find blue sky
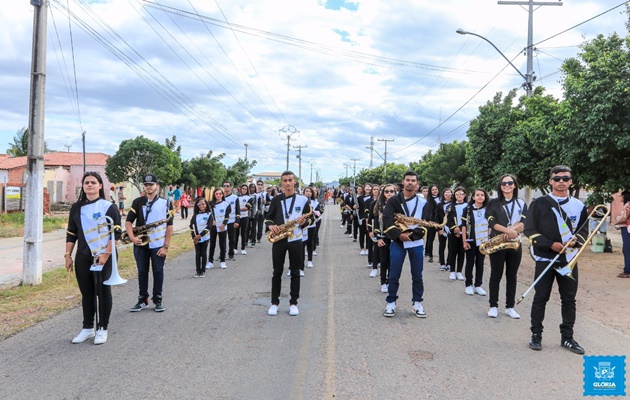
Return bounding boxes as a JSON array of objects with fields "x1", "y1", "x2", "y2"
[{"x1": 0, "y1": 1, "x2": 627, "y2": 183}]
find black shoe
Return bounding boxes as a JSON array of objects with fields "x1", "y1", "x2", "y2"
[
  {"x1": 228, "y1": 256, "x2": 236, "y2": 261},
  {"x1": 428, "y1": 257, "x2": 434, "y2": 263},
  {"x1": 153, "y1": 296, "x2": 165, "y2": 312},
  {"x1": 529, "y1": 333, "x2": 542, "y2": 351},
  {"x1": 130, "y1": 297, "x2": 148, "y2": 312},
  {"x1": 561, "y1": 338, "x2": 585, "y2": 354}
]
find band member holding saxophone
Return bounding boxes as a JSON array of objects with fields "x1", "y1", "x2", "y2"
[
  {"x1": 486, "y1": 174, "x2": 527, "y2": 319},
  {"x1": 265, "y1": 171, "x2": 313, "y2": 317},
  {"x1": 524, "y1": 165, "x2": 588, "y2": 354},
  {"x1": 65, "y1": 171, "x2": 121, "y2": 344},
  {"x1": 382, "y1": 171, "x2": 434, "y2": 318},
  {"x1": 126, "y1": 174, "x2": 173, "y2": 313}
]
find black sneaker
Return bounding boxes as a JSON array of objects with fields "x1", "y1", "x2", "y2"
[
  {"x1": 199, "y1": 272, "x2": 206, "y2": 278},
  {"x1": 130, "y1": 297, "x2": 148, "y2": 312},
  {"x1": 561, "y1": 338, "x2": 585, "y2": 354},
  {"x1": 529, "y1": 333, "x2": 542, "y2": 350},
  {"x1": 428, "y1": 257, "x2": 434, "y2": 263},
  {"x1": 153, "y1": 296, "x2": 165, "y2": 312},
  {"x1": 228, "y1": 256, "x2": 236, "y2": 261}
]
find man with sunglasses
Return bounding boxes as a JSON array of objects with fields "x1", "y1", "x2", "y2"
[
  {"x1": 126, "y1": 174, "x2": 174, "y2": 312},
  {"x1": 222, "y1": 181, "x2": 240, "y2": 261},
  {"x1": 524, "y1": 165, "x2": 588, "y2": 354}
]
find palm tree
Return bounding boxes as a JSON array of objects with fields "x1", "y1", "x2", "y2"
[{"x1": 7, "y1": 127, "x2": 50, "y2": 156}]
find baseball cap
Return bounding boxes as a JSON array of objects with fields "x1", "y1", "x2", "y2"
[{"x1": 143, "y1": 174, "x2": 158, "y2": 184}]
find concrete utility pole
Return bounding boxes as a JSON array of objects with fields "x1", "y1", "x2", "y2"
[
  {"x1": 293, "y1": 144, "x2": 307, "y2": 191},
  {"x1": 377, "y1": 138, "x2": 394, "y2": 176},
  {"x1": 23, "y1": 0, "x2": 48, "y2": 285},
  {"x1": 82, "y1": 130, "x2": 86, "y2": 173},
  {"x1": 498, "y1": 0, "x2": 563, "y2": 96},
  {"x1": 368, "y1": 136, "x2": 374, "y2": 168},
  {"x1": 350, "y1": 158, "x2": 359, "y2": 187},
  {"x1": 343, "y1": 163, "x2": 350, "y2": 178},
  {"x1": 307, "y1": 159, "x2": 315, "y2": 184},
  {"x1": 279, "y1": 125, "x2": 299, "y2": 171},
  {"x1": 244, "y1": 143, "x2": 248, "y2": 160}
]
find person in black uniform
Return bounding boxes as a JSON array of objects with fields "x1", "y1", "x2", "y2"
[
  {"x1": 126, "y1": 174, "x2": 174, "y2": 313},
  {"x1": 265, "y1": 171, "x2": 313, "y2": 317},
  {"x1": 524, "y1": 165, "x2": 588, "y2": 354},
  {"x1": 65, "y1": 171, "x2": 121, "y2": 344}
]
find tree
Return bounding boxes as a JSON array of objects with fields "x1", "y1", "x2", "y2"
[
  {"x1": 415, "y1": 141, "x2": 474, "y2": 191},
  {"x1": 224, "y1": 158, "x2": 257, "y2": 187},
  {"x1": 7, "y1": 127, "x2": 50, "y2": 156},
  {"x1": 105, "y1": 136, "x2": 182, "y2": 193},
  {"x1": 180, "y1": 151, "x2": 226, "y2": 189},
  {"x1": 560, "y1": 24, "x2": 630, "y2": 196},
  {"x1": 355, "y1": 163, "x2": 410, "y2": 185}
]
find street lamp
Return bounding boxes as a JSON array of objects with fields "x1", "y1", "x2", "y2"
[{"x1": 456, "y1": 28, "x2": 532, "y2": 96}]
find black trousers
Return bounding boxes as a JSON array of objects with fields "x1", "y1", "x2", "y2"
[
  {"x1": 75, "y1": 251, "x2": 113, "y2": 330},
  {"x1": 530, "y1": 261, "x2": 579, "y2": 339},
  {"x1": 227, "y1": 223, "x2": 236, "y2": 258},
  {"x1": 315, "y1": 220, "x2": 321, "y2": 247},
  {"x1": 378, "y1": 238, "x2": 391, "y2": 285},
  {"x1": 448, "y1": 234, "x2": 465, "y2": 272},
  {"x1": 488, "y1": 246, "x2": 522, "y2": 308},
  {"x1": 438, "y1": 233, "x2": 448, "y2": 265},
  {"x1": 425, "y1": 228, "x2": 436, "y2": 257},
  {"x1": 359, "y1": 220, "x2": 367, "y2": 249},
  {"x1": 248, "y1": 216, "x2": 257, "y2": 244},
  {"x1": 209, "y1": 229, "x2": 227, "y2": 262},
  {"x1": 366, "y1": 233, "x2": 374, "y2": 263},
  {"x1": 236, "y1": 216, "x2": 249, "y2": 250},
  {"x1": 256, "y1": 214, "x2": 264, "y2": 241},
  {"x1": 305, "y1": 228, "x2": 316, "y2": 261},
  {"x1": 464, "y1": 242, "x2": 485, "y2": 287},
  {"x1": 271, "y1": 239, "x2": 302, "y2": 305},
  {"x1": 194, "y1": 240, "x2": 209, "y2": 273},
  {"x1": 345, "y1": 214, "x2": 353, "y2": 234}
]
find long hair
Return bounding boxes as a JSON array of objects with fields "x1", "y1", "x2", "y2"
[
  {"x1": 303, "y1": 186, "x2": 315, "y2": 200},
  {"x1": 468, "y1": 188, "x2": 489, "y2": 208},
  {"x1": 374, "y1": 184, "x2": 395, "y2": 217},
  {"x1": 496, "y1": 174, "x2": 519, "y2": 202},
  {"x1": 77, "y1": 172, "x2": 106, "y2": 202},
  {"x1": 440, "y1": 188, "x2": 453, "y2": 203},
  {"x1": 450, "y1": 186, "x2": 468, "y2": 206},
  {"x1": 193, "y1": 197, "x2": 209, "y2": 215},
  {"x1": 211, "y1": 188, "x2": 224, "y2": 207}
]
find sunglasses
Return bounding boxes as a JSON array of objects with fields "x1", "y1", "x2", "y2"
[
  {"x1": 257, "y1": 183, "x2": 263, "y2": 185},
  {"x1": 551, "y1": 176, "x2": 571, "y2": 182},
  {"x1": 383, "y1": 190, "x2": 395, "y2": 194},
  {"x1": 223, "y1": 184, "x2": 231, "y2": 187},
  {"x1": 500, "y1": 181, "x2": 515, "y2": 186}
]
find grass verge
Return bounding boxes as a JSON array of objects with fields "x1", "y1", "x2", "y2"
[
  {"x1": 0, "y1": 212, "x2": 68, "y2": 238},
  {"x1": 0, "y1": 231, "x2": 190, "y2": 342}
]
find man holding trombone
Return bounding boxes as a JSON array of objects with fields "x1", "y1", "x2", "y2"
[{"x1": 524, "y1": 165, "x2": 589, "y2": 354}]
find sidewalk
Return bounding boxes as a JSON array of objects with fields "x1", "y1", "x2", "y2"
[{"x1": 0, "y1": 215, "x2": 191, "y2": 288}]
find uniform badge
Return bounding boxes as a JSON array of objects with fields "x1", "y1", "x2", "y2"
[{"x1": 92, "y1": 212, "x2": 102, "y2": 220}]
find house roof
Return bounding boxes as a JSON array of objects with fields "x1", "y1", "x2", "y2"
[
  {"x1": 254, "y1": 172, "x2": 282, "y2": 177},
  {"x1": 0, "y1": 152, "x2": 109, "y2": 170}
]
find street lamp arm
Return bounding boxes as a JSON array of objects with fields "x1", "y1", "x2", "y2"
[{"x1": 456, "y1": 29, "x2": 528, "y2": 82}]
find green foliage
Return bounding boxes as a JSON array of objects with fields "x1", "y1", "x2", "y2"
[
  {"x1": 105, "y1": 136, "x2": 182, "y2": 193},
  {"x1": 6, "y1": 127, "x2": 50, "y2": 157},
  {"x1": 224, "y1": 158, "x2": 257, "y2": 187},
  {"x1": 338, "y1": 177, "x2": 352, "y2": 187},
  {"x1": 355, "y1": 163, "x2": 409, "y2": 185},
  {"x1": 413, "y1": 141, "x2": 474, "y2": 190},
  {"x1": 180, "y1": 151, "x2": 226, "y2": 188}
]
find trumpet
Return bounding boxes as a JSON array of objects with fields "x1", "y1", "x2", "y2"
[
  {"x1": 517, "y1": 204, "x2": 609, "y2": 305},
  {"x1": 267, "y1": 211, "x2": 313, "y2": 243}
]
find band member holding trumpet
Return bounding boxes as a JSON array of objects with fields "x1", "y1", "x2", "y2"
[
  {"x1": 265, "y1": 171, "x2": 313, "y2": 317},
  {"x1": 126, "y1": 174, "x2": 173, "y2": 313},
  {"x1": 382, "y1": 171, "x2": 433, "y2": 318},
  {"x1": 65, "y1": 171, "x2": 121, "y2": 344},
  {"x1": 524, "y1": 165, "x2": 588, "y2": 354},
  {"x1": 486, "y1": 174, "x2": 527, "y2": 319}
]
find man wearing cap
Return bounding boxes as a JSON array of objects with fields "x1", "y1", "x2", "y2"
[{"x1": 126, "y1": 173, "x2": 174, "y2": 312}]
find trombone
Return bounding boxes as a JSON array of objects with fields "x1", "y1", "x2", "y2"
[{"x1": 517, "y1": 204, "x2": 610, "y2": 305}]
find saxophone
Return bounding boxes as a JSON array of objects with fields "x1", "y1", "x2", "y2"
[
  {"x1": 121, "y1": 210, "x2": 175, "y2": 246},
  {"x1": 267, "y1": 210, "x2": 313, "y2": 243},
  {"x1": 479, "y1": 226, "x2": 523, "y2": 255},
  {"x1": 393, "y1": 213, "x2": 448, "y2": 231}
]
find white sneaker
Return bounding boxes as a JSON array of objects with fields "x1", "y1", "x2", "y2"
[
  {"x1": 206, "y1": 262, "x2": 214, "y2": 269},
  {"x1": 488, "y1": 307, "x2": 498, "y2": 318},
  {"x1": 287, "y1": 269, "x2": 292, "y2": 276},
  {"x1": 306, "y1": 261, "x2": 314, "y2": 268},
  {"x1": 439, "y1": 264, "x2": 448, "y2": 271},
  {"x1": 380, "y1": 284, "x2": 389, "y2": 293},
  {"x1": 289, "y1": 304, "x2": 299, "y2": 316},
  {"x1": 369, "y1": 269, "x2": 378, "y2": 278},
  {"x1": 72, "y1": 328, "x2": 95, "y2": 344},
  {"x1": 313, "y1": 251, "x2": 317, "y2": 256},
  {"x1": 505, "y1": 308, "x2": 521, "y2": 319},
  {"x1": 474, "y1": 286, "x2": 487, "y2": 296},
  {"x1": 384, "y1": 302, "x2": 396, "y2": 317},
  {"x1": 465, "y1": 286, "x2": 474, "y2": 295},
  {"x1": 412, "y1": 301, "x2": 426, "y2": 318},
  {"x1": 268, "y1": 304, "x2": 278, "y2": 316},
  {"x1": 449, "y1": 272, "x2": 456, "y2": 280},
  {"x1": 348, "y1": 234, "x2": 353, "y2": 238},
  {"x1": 93, "y1": 328, "x2": 108, "y2": 345},
  {"x1": 367, "y1": 263, "x2": 373, "y2": 268},
  {"x1": 299, "y1": 270, "x2": 305, "y2": 277},
  {"x1": 241, "y1": 249, "x2": 247, "y2": 255},
  {"x1": 220, "y1": 262, "x2": 227, "y2": 269},
  {"x1": 456, "y1": 272, "x2": 465, "y2": 281}
]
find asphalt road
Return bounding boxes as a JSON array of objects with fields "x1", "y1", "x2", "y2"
[{"x1": 0, "y1": 210, "x2": 627, "y2": 399}]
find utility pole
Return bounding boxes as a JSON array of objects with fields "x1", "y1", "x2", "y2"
[
  {"x1": 343, "y1": 163, "x2": 350, "y2": 178},
  {"x1": 279, "y1": 125, "x2": 299, "y2": 171},
  {"x1": 82, "y1": 130, "x2": 86, "y2": 173},
  {"x1": 23, "y1": 0, "x2": 48, "y2": 285},
  {"x1": 244, "y1": 143, "x2": 248, "y2": 160},
  {"x1": 350, "y1": 158, "x2": 359, "y2": 187},
  {"x1": 498, "y1": 0, "x2": 563, "y2": 97},
  {"x1": 307, "y1": 159, "x2": 315, "y2": 184},
  {"x1": 293, "y1": 144, "x2": 307, "y2": 191},
  {"x1": 63, "y1": 144, "x2": 71, "y2": 152},
  {"x1": 377, "y1": 138, "x2": 394, "y2": 176},
  {"x1": 368, "y1": 136, "x2": 374, "y2": 168}
]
